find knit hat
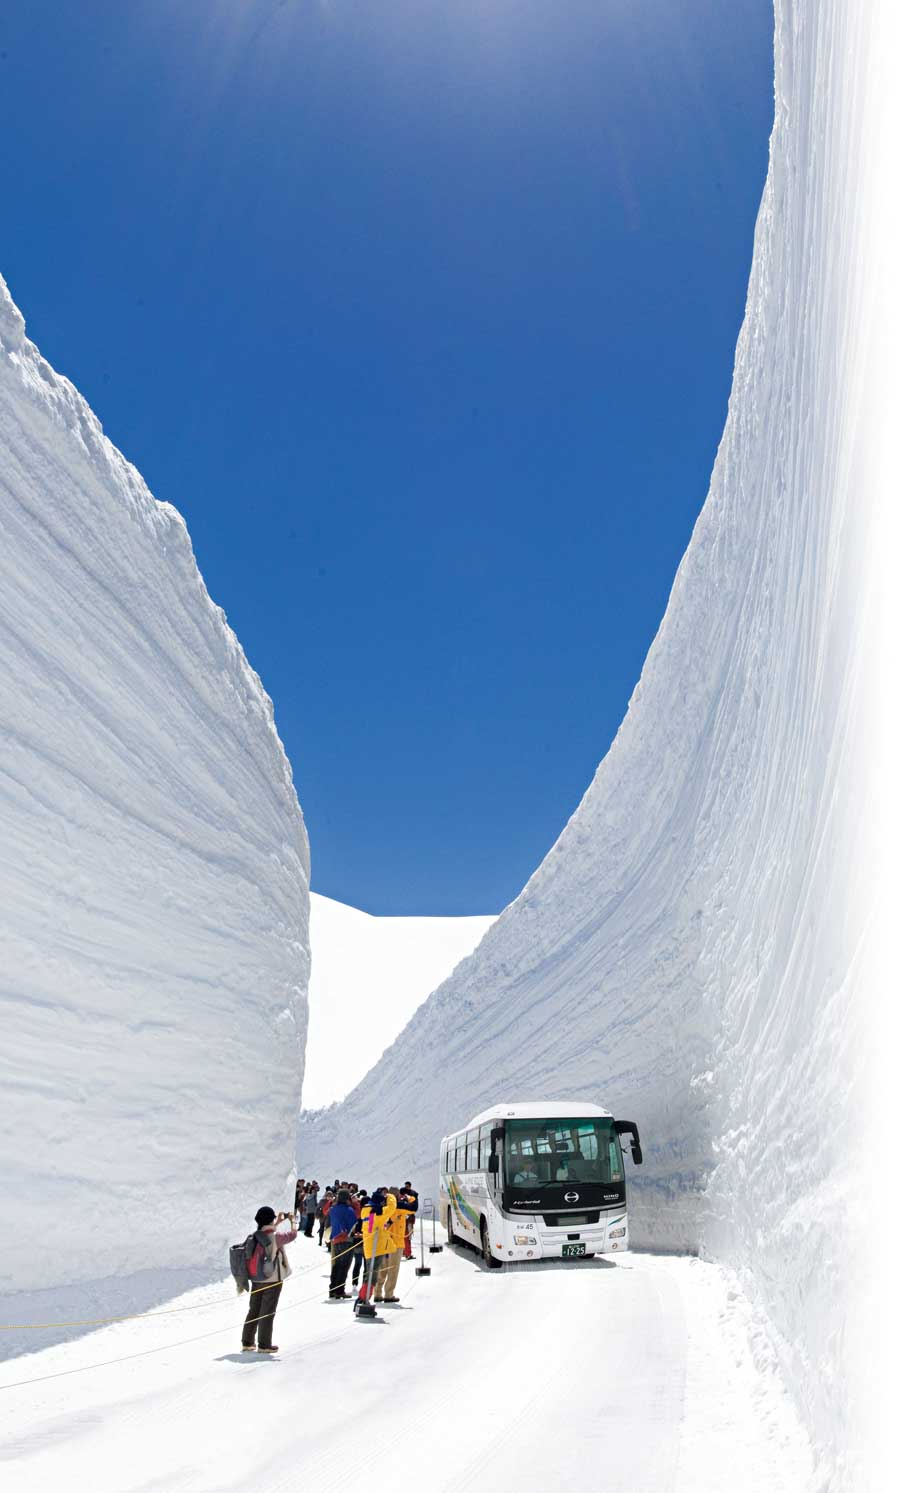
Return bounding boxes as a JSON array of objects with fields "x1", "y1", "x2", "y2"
[{"x1": 255, "y1": 1206, "x2": 276, "y2": 1227}]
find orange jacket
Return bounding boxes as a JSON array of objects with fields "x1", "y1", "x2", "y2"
[{"x1": 385, "y1": 1193, "x2": 417, "y2": 1252}]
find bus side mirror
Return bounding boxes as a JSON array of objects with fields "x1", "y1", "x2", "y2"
[
  {"x1": 488, "y1": 1153, "x2": 499, "y2": 1174},
  {"x1": 615, "y1": 1120, "x2": 643, "y2": 1166}
]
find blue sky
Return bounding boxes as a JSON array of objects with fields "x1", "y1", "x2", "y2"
[{"x1": 0, "y1": 0, "x2": 773, "y2": 914}]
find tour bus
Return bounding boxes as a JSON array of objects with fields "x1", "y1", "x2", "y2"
[{"x1": 439, "y1": 1101, "x2": 642, "y2": 1266}]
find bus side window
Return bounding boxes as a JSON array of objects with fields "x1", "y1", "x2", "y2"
[
  {"x1": 467, "y1": 1130, "x2": 479, "y2": 1171},
  {"x1": 479, "y1": 1124, "x2": 492, "y2": 1169}
]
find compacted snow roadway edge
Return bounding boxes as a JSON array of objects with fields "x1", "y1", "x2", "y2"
[{"x1": 0, "y1": 1229, "x2": 813, "y2": 1492}]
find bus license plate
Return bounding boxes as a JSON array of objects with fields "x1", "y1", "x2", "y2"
[{"x1": 562, "y1": 1243, "x2": 585, "y2": 1258}]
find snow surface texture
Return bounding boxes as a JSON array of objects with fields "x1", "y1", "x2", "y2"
[
  {"x1": 0, "y1": 274, "x2": 310, "y2": 1305},
  {"x1": 303, "y1": 893, "x2": 495, "y2": 1109},
  {"x1": 0, "y1": 1229, "x2": 814, "y2": 1493},
  {"x1": 300, "y1": 4, "x2": 895, "y2": 1485}
]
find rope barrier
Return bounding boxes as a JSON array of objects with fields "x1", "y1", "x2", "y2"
[
  {"x1": 0, "y1": 1234, "x2": 427, "y2": 1394},
  {"x1": 0, "y1": 1281, "x2": 339, "y2": 1393}
]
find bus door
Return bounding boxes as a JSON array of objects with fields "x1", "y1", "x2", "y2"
[{"x1": 485, "y1": 1122, "x2": 503, "y2": 1202}]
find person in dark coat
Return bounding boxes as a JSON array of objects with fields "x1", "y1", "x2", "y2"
[
  {"x1": 348, "y1": 1192, "x2": 366, "y2": 1290},
  {"x1": 303, "y1": 1183, "x2": 318, "y2": 1237},
  {"x1": 327, "y1": 1189, "x2": 358, "y2": 1298}
]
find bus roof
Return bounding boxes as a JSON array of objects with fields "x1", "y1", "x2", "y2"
[{"x1": 451, "y1": 1100, "x2": 613, "y2": 1134}]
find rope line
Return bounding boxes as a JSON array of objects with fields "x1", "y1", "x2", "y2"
[
  {"x1": 0, "y1": 1281, "x2": 335, "y2": 1393},
  {"x1": 0, "y1": 1245, "x2": 426, "y2": 1394}
]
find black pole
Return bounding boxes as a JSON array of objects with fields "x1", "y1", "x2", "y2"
[
  {"x1": 429, "y1": 1194, "x2": 443, "y2": 1254},
  {"x1": 415, "y1": 1196, "x2": 431, "y2": 1276}
]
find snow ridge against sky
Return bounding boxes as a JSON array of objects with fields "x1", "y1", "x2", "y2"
[
  {"x1": 0, "y1": 274, "x2": 310, "y2": 1298},
  {"x1": 304, "y1": 893, "x2": 495, "y2": 1109},
  {"x1": 299, "y1": 4, "x2": 892, "y2": 1485}
]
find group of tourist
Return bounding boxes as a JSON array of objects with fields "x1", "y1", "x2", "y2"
[{"x1": 238, "y1": 1176, "x2": 419, "y2": 1351}]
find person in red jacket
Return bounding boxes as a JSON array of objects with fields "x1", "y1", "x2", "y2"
[
  {"x1": 401, "y1": 1181, "x2": 419, "y2": 1259},
  {"x1": 318, "y1": 1189, "x2": 334, "y2": 1245}
]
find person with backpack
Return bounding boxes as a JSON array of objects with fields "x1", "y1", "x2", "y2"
[
  {"x1": 327, "y1": 1189, "x2": 358, "y2": 1298},
  {"x1": 240, "y1": 1206, "x2": 297, "y2": 1353}
]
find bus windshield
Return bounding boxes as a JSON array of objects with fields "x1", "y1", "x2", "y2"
[{"x1": 504, "y1": 1118, "x2": 624, "y2": 1188}]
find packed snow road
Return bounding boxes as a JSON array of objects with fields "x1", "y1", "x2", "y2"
[{"x1": 0, "y1": 1229, "x2": 812, "y2": 1492}]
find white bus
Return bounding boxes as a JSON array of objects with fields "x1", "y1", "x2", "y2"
[{"x1": 439, "y1": 1101, "x2": 642, "y2": 1266}]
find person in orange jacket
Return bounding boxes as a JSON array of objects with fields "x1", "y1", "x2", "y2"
[
  {"x1": 356, "y1": 1187, "x2": 397, "y2": 1304},
  {"x1": 379, "y1": 1185, "x2": 418, "y2": 1303}
]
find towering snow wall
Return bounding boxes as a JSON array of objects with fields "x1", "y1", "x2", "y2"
[
  {"x1": 0, "y1": 275, "x2": 310, "y2": 1299},
  {"x1": 300, "y1": 3, "x2": 894, "y2": 1483}
]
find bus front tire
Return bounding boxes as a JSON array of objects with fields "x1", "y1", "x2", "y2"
[
  {"x1": 447, "y1": 1211, "x2": 456, "y2": 1246},
  {"x1": 481, "y1": 1218, "x2": 502, "y2": 1269}
]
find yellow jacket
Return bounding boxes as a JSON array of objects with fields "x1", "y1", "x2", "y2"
[{"x1": 360, "y1": 1195, "x2": 397, "y2": 1258}]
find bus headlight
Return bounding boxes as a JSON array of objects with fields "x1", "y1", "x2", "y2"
[
  {"x1": 609, "y1": 1227, "x2": 626, "y2": 1239},
  {"x1": 514, "y1": 1235, "x2": 532, "y2": 1245}
]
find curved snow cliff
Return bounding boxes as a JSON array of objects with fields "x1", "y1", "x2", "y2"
[
  {"x1": 300, "y1": 3, "x2": 893, "y2": 1484},
  {"x1": 0, "y1": 276, "x2": 310, "y2": 1298}
]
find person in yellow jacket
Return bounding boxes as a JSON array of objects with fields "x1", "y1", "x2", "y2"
[
  {"x1": 378, "y1": 1185, "x2": 418, "y2": 1303},
  {"x1": 357, "y1": 1188, "x2": 397, "y2": 1303}
]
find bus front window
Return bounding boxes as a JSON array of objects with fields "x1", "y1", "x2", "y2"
[{"x1": 505, "y1": 1119, "x2": 624, "y2": 1187}]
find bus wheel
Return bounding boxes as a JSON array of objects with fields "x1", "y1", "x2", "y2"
[
  {"x1": 447, "y1": 1211, "x2": 455, "y2": 1246},
  {"x1": 481, "y1": 1218, "x2": 502, "y2": 1270}
]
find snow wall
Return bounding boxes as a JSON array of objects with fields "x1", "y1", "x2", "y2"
[
  {"x1": 300, "y1": 4, "x2": 894, "y2": 1484},
  {"x1": 0, "y1": 275, "x2": 310, "y2": 1300}
]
